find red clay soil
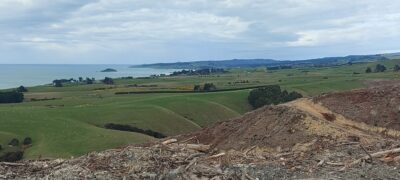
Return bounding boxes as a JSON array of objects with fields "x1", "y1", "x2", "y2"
[
  {"x1": 186, "y1": 105, "x2": 315, "y2": 150},
  {"x1": 314, "y1": 82, "x2": 400, "y2": 130}
]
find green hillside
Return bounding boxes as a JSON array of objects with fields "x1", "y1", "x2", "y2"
[{"x1": 1, "y1": 59, "x2": 400, "y2": 159}]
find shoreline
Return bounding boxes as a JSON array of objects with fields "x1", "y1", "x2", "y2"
[{"x1": 0, "y1": 65, "x2": 179, "y2": 90}]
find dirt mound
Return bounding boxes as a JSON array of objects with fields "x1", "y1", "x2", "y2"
[
  {"x1": 183, "y1": 98, "x2": 390, "y2": 151},
  {"x1": 188, "y1": 106, "x2": 313, "y2": 150},
  {"x1": 315, "y1": 82, "x2": 400, "y2": 131}
]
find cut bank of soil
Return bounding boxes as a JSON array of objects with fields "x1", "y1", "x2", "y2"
[
  {"x1": 187, "y1": 106, "x2": 314, "y2": 150},
  {"x1": 315, "y1": 82, "x2": 400, "y2": 130}
]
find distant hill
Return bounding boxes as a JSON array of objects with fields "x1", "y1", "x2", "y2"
[{"x1": 131, "y1": 53, "x2": 397, "y2": 69}]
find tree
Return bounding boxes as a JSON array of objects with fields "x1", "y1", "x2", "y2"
[
  {"x1": 8, "y1": 138, "x2": 19, "y2": 147},
  {"x1": 394, "y1": 65, "x2": 400, "y2": 72},
  {"x1": 0, "y1": 91, "x2": 24, "y2": 103},
  {"x1": 53, "y1": 80, "x2": 63, "y2": 87},
  {"x1": 248, "y1": 85, "x2": 303, "y2": 109},
  {"x1": 16, "y1": 86, "x2": 28, "y2": 92},
  {"x1": 374, "y1": 64, "x2": 387, "y2": 73},
  {"x1": 203, "y1": 83, "x2": 216, "y2": 91},
  {"x1": 193, "y1": 85, "x2": 202, "y2": 91},
  {"x1": 86, "y1": 77, "x2": 94, "y2": 84},
  {"x1": 23, "y1": 137, "x2": 32, "y2": 145},
  {"x1": 0, "y1": 151, "x2": 23, "y2": 162},
  {"x1": 102, "y1": 77, "x2": 114, "y2": 85},
  {"x1": 286, "y1": 91, "x2": 303, "y2": 101},
  {"x1": 365, "y1": 67, "x2": 372, "y2": 73},
  {"x1": 78, "y1": 77, "x2": 83, "y2": 82}
]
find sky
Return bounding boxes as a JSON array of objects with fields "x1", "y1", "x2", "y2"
[{"x1": 0, "y1": 0, "x2": 400, "y2": 64}]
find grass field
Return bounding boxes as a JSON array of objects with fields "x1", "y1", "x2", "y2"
[{"x1": 1, "y1": 59, "x2": 399, "y2": 159}]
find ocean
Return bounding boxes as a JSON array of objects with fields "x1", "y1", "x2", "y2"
[{"x1": 0, "y1": 64, "x2": 178, "y2": 90}]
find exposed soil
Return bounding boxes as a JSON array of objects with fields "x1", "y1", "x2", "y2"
[
  {"x1": 2, "y1": 82, "x2": 400, "y2": 179},
  {"x1": 186, "y1": 106, "x2": 314, "y2": 150},
  {"x1": 315, "y1": 81, "x2": 400, "y2": 131}
]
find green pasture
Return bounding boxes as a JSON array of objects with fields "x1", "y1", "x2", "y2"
[{"x1": 1, "y1": 59, "x2": 399, "y2": 159}]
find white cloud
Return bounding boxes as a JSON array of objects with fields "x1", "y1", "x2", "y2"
[
  {"x1": 60, "y1": 10, "x2": 250, "y2": 40},
  {"x1": 288, "y1": 11, "x2": 400, "y2": 47},
  {"x1": 1, "y1": 0, "x2": 400, "y2": 63}
]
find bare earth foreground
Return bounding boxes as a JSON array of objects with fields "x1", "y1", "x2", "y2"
[{"x1": 2, "y1": 82, "x2": 400, "y2": 179}]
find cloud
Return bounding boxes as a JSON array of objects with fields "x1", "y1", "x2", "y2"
[{"x1": 0, "y1": 0, "x2": 400, "y2": 63}]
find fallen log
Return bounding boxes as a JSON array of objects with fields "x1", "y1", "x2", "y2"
[
  {"x1": 317, "y1": 159, "x2": 325, "y2": 166},
  {"x1": 162, "y1": 139, "x2": 177, "y2": 145},
  {"x1": 184, "y1": 144, "x2": 211, "y2": 152},
  {"x1": 244, "y1": 146, "x2": 257, "y2": 156},
  {"x1": 326, "y1": 162, "x2": 344, "y2": 166},
  {"x1": 245, "y1": 173, "x2": 256, "y2": 180},
  {"x1": 185, "y1": 158, "x2": 198, "y2": 171},
  {"x1": 359, "y1": 145, "x2": 373, "y2": 163},
  {"x1": 341, "y1": 147, "x2": 400, "y2": 170},
  {"x1": 0, "y1": 162, "x2": 25, "y2": 166},
  {"x1": 207, "y1": 152, "x2": 226, "y2": 159},
  {"x1": 185, "y1": 153, "x2": 205, "y2": 161}
]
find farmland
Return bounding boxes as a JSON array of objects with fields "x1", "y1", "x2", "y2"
[{"x1": 1, "y1": 59, "x2": 400, "y2": 159}]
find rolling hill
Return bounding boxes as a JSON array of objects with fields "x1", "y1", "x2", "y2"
[{"x1": 131, "y1": 53, "x2": 396, "y2": 69}]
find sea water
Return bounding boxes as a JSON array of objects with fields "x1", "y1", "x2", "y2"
[{"x1": 0, "y1": 64, "x2": 177, "y2": 89}]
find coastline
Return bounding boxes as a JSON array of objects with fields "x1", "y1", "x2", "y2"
[{"x1": 0, "y1": 64, "x2": 179, "y2": 90}]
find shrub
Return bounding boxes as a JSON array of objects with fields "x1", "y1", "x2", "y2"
[
  {"x1": 365, "y1": 67, "x2": 372, "y2": 73},
  {"x1": 374, "y1": 64, "x2": 386, "y2": 73},
  {"x1": 102, "y1": 77, "x2": 114, "y2": 85},
  {"x1": 203, "y1": 83, "x2": 216, "y2": 91},
  {"x1": 23, "y1": 137, "x2": 32, "y2": 145},
  {"x1": 286, "y1": 91, "x2": 303, "y2": 102},
  {"x1": 0, "y1": 151, "x2": 23, "y2": 162},
  {"x1": 193, "y1": 85, "x2": 202, "y2": 91},
  {"x1": 85, "y1": 77, "x2": 96, "y2": 84},
  {"x1": 8, "y1": 138, "x2": 19, "y2": 147},
  {"x1": 248, "y1": 85, "x2": 303, "y2": 109},
  {"x1": 193, "y1": 83, "x2": 217, "y2": 92},
  {"x1": 394, "y1": 65, "x2": 400, "y2": 72}
]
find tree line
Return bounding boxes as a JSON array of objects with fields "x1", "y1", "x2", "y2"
[
  {"x1": 248, "y1": 85, "x2": 303, "y2": 109},
  {"x1": 53, "y1": 77, "x2": 96, "y2": 87},
  {"x1": 52, "y1": 77, "x2": 115, "y2": 87},
  {"x1": 0, "y1": 91, "x2": 24, "y2": 103},
  {"x1": 104, "y1": 123, "x2": 166, "y2": 139},
  {"x1": 170, "y1": 68, "x2": 227, "y2": 76},
  {"x1": 0, "y1": 86, "x2": 28, "y2": 104},
  {"x1": 365, "y1": 64, "x2": 400, "y2": 73}
]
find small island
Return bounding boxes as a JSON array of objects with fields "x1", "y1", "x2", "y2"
[{"x1": 101, "y1": 68, "x2": 117, "y2": 72}]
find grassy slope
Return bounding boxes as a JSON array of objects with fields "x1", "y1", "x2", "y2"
[
  {"x1": 1, "y1": 59, "x2": 399, "y2": 159},
  {"x1": 0, "y1": 90, "x2": 250, "y2": 159}
]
